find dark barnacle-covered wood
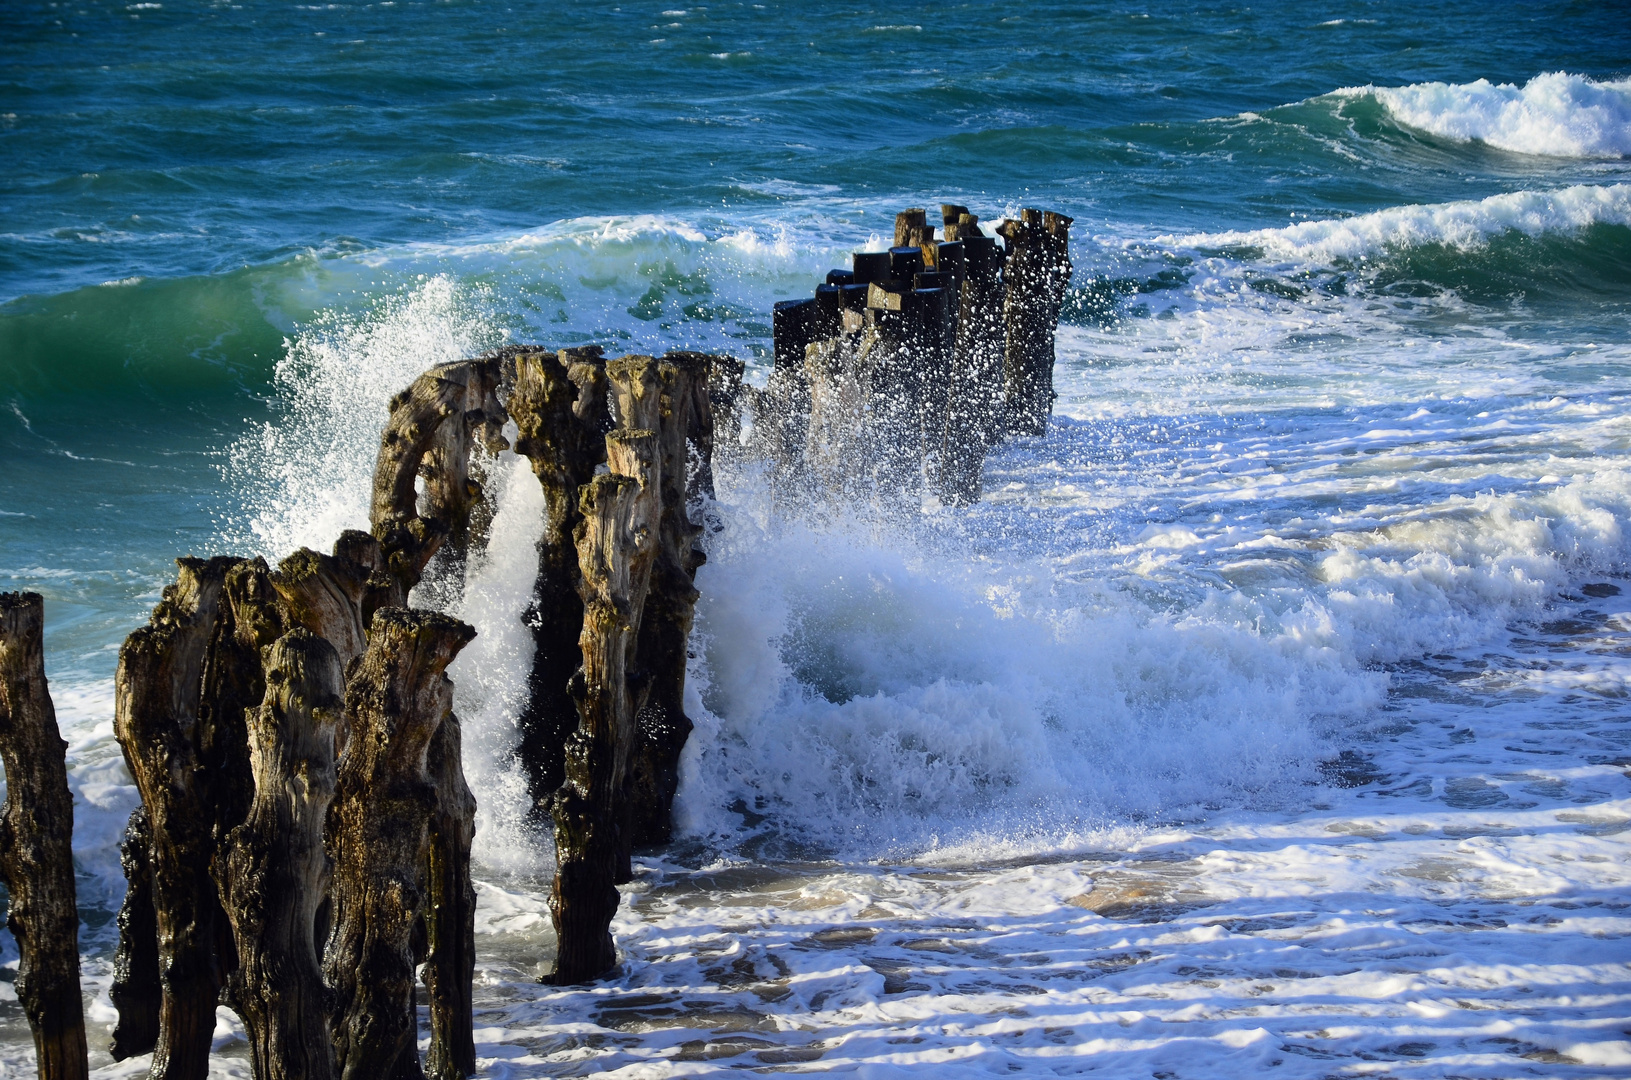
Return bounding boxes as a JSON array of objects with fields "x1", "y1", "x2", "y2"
[
  {"x1": 509, "y1": 346, "x2": 610, "y2": 822},
  {"x1": 271, "y1": 530, "x2": 394, "y2": 671},
  {"x1": 626, "y1": 354, "x2": 711, "y2": 850},
  {"x1": 199, "y1": 559, "x2": 287, "y2": 903},
  {"x1": 997, "y1": 208, "x2": 1074, "y2": 437},
  {"x1": 549, "y1": 427, "x2": 662, "y2": 985},
  {"x1": 114, "y1": 556, "x2": 238, "y2": 1080},
  {"x1": 110, "y1": 806, "x2": 160, "y2": 1060},
  {"x1": 215, "y1": 629, "x2": 344, "y2": 1080},
  {"x1": 323, "y1": 608, "x2": 475, "y2": 1080},
  {"x1": 0, "y1": 593, "x2": 89, "y2": 1080},
  {"x1": 424, "y1": 712, "x2": 477, "y2": 1080}
]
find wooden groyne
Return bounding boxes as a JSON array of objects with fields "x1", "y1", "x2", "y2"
[
  {"x1": 0, "y1": 202, "x2": 1070, "y2": 1079},
  {"x1": 759, "y1": 204, "x2": 1072, "y2": 508}
]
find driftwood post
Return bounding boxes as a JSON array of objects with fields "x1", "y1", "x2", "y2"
[
  {"x1": 0, "y1": 593, "x2": 89, "y2": 1080},
  {"x1": 424, "y1": 711, "x2": 477, "y2": 1080},
  {"x1": 549, "y1": 419, "x2": 662, "y2": 984},
  {"x1": 114, "y1": 556, "x2": 238, "y2": 1080},
  {"x1": 324, "y1": 607, "x2": 474, "y2": 1080},
  {"x1": 998, "y1": 208, "x2": 1073, "y2": 436},
  {"x1": 509, "y1": 346, "x2": 610, "y2": 820},
  {"x1": 215, "y1": 628, "x2": 344, "y2": 1080}
]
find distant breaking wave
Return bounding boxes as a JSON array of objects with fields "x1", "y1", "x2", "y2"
[
  {"x1": 1338, "y1": 72, "x2": 1631, "y2": 158},
  {"x1": 1170, "y1": 182, "x2": 1631, "y2": 263}
]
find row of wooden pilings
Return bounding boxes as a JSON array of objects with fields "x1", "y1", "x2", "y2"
[
  {"x1": 0, "y1": 346, "x2": 732, "y2": 1080},
  {"x1": 757, "y1": 204, "x2": 1073, "y2": 507}
]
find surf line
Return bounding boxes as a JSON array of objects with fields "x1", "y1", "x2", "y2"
[{"x1": 0, "y1": 202, "x2": 1071, "y2": 1080}]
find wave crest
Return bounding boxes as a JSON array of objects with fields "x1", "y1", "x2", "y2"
[{"x1": 1341, "y1": 72, "x2": 1631, "y2": 158}]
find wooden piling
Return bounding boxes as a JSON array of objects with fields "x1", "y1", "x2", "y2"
[
  {"x1": 0, "y1": 592, "x2": 89, "y2": 1080},
  {"x1": 997, "y1": 208, "x2": 1073, "y2": 437},
  {"x1": 323, "y1": 608, "x2": 475, "y2": 1080},
  {"x1": 215, "y1": 629, "x2": 344, "y2": 1080},
  {"x1": 424, "y1": 708, "x2": 478, "y2": 1080},
  {"x1": 548, "y1": 424, "x2": 662, "y2": 985},
  {"x1": 508, "y1": 346, "x2": 610, "y2": 823}
]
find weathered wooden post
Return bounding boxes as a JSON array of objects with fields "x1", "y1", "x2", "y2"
[
  {"x1": 272, "y1": 531, "x2": 393, "y2": 671},
  {"x1": 0, "y1": 593, "x2": 89, "y2": 1080},
  {"x1": 114, "y1": 556, "x2": 238, "y2": 1080},
  {"x1": 424, "y1": 710, "x2": 477, "y2": 1080},
  {"x1": 998, "y1": 208, "x2": 1073, "y2": 436},
  {"x1": 549, "y1": 419, "x2": 662, "y2": 985},
  {"x1": 215, "y1": 628, "x2": 344, "y2": 1080},
  {"x1": 509, "y1": 346, "x2": 610, "y2": 821},
  {"x1": 937, "y1": 230, "x2": 1006, "y2": 503},
  {"x1": 324, "y1": 607, "x2": 475, "y2": 1080},
  {"x1": 625, "y1": 353, "x2": 712, "y2": 849}
]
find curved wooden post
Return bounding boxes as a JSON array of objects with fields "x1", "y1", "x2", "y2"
[
  {"x1": 324, "y1": 608, "x2": 475, "y2": 1080},
  {"x1": 0, "y1": 593, "x2": 88, "y2": 1080}
]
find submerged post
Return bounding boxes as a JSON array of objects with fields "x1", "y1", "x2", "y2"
[
  {"x1": 215, "y1": 629, "x2": 344, "y2": 1080},
  {"x1": 0, "y1": 593, "x2": 89, "y2": 1080}
]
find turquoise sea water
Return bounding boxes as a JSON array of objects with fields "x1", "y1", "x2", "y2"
[{"x1": 4, "y1": 3, "x2": 1631, "y2": 1075}]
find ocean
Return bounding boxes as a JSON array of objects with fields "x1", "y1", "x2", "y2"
[{"x1": 3, "y1": 1, "x2": 1631, "y2": 1075}]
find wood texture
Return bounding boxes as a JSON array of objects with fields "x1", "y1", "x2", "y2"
[
  {"x1": 0, "y1": 592, "x2": 89, "y2": 1080},
  {"x1": 215, "y1": 629, "x2": 344, "y2": 1080},
  {"x1": 323, "y1": 607, "x2": 475, "y2": 1080},
  {"x1": 508, "y1": 346, "x2": 610, "y2": 821}
]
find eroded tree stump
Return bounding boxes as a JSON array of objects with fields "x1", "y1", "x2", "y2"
[
  {"x1": 215, "y1": 629, "x2": 344, "y2": 1080},
  {"x1": 549, "y1": 425, "x2": 662, "y2": 985},
  {"x1": 272, "y1": 530, "x2": 394, "y2": 671},
  {"x1": 0, "y1": 592, "x2": 89, "y2": 1080},
  {"x1": 509, "y1": 346, "x2": 610, "y2": 821},
  {"x1": 324, "y1": 607, "x2": 475, "y2": 1080}
]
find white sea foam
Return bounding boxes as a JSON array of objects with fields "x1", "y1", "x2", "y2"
[
  {"x1": 1340, "y1": 72, "x2": 1631, "y2": 158},
  {"x1": 224, "y1": 274, "x2": 499, "y2": 557},
  {"x1": 1168, "y1": 182, "x2": 1631, "y2": 263}
]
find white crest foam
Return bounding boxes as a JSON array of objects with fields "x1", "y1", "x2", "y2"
[{"x1": 1342, "y1": 72, "x2": 1631, "y2": 158}]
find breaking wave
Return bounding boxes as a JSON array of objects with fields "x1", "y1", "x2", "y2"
[{"x1": 1339, "y1": 72, "x2": 1631, "y2": 158}]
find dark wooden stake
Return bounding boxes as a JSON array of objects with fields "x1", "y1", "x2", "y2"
[
  {"x1": 423, "y1": 710, "x2": 477, "y2": 1080},
  {"x1": 215, "y1": 628, "x2": 344, "y2": 1080},
  {"x1": 548, "y1": 424, "x2": 661, "y2": 985},
  {"x1": 998, "y1": 208, "x2": 1073, "y2": 437},
  {"x1": 272, "y1": 530, "x2": 394, "y2": 671},
  {"x1": 324, "y1": 607, "x2": 475, "y2": 1080},
  {"x1": 508, "y1": 346, "x2": 610, "y2": 823},
  {"x1": 110, "y1": 805, "x2": 160, "y2": 1060},
  {"x1": 0, "y1": 592, "x2": 89, "y2": 1080},
  {"x1": 937, "y1": 232, "x2": 1006, "y2": 504}
]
